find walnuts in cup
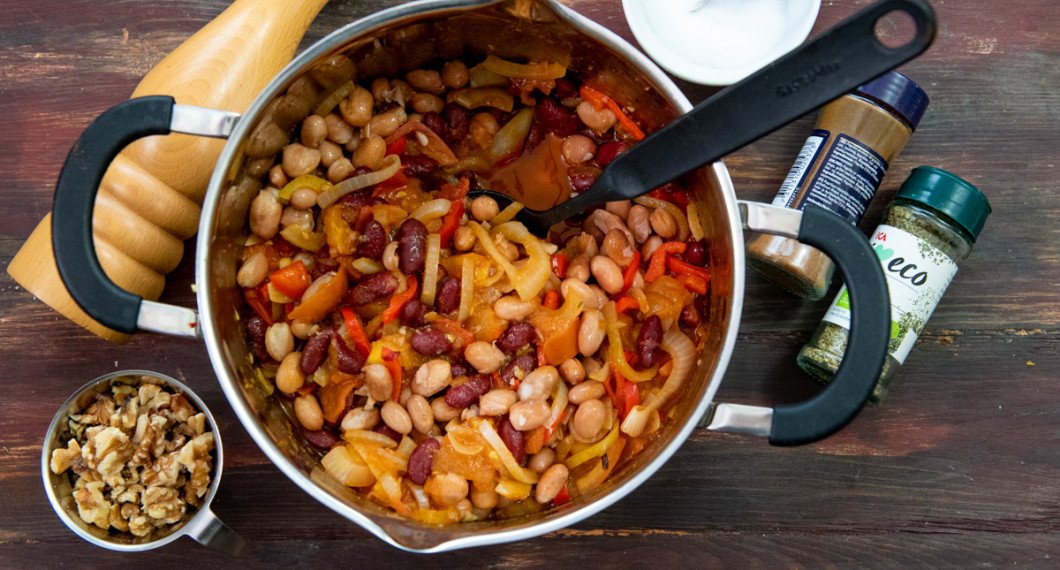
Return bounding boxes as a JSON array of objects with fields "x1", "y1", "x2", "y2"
[{"x1": 49, "y1": 381, "x2": 216, "y2": 538}]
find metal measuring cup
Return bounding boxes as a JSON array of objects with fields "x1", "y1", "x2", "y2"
[{"x1": 41, "y1": 370, "x2": 244, "y2": 554}]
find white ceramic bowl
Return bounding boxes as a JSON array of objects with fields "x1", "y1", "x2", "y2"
[{"x1": 622, "y1": 0, "x2": 821, "y2": 85}]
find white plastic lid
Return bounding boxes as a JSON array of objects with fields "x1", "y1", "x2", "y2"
[{"x1": 622, "y1": 0, "x2": 821, "y2": 86}]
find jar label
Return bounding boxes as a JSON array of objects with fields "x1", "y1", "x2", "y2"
[
  {"x1": 773, "y1": 131, "x2": 888, "y2": 225},
  {"x1": 771, "y1": 130, "x2": 828, "y2": 208},
  {"x1": 822, "y1": 224, "x2": 958, "y2": 364}
]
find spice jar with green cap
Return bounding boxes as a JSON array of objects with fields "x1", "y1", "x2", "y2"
[{"x1": 797, "y1": 166, "x2": 992, "y2": 405}]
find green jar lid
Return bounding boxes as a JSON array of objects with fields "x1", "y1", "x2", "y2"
[{"x1": 895, "y1": 166, "x2": 992, "y2": 241}]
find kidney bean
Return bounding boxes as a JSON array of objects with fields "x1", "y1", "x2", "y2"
[
  {"x1": 524, "y1": 124, "x2": 546, "y2": 154},
  {"x1": 301, "y1": 427, "x2": 342, "y2": 451},
  {"x1": 373, "y1": 423, "x2": 401, "y2": 443},
  {"x1": 359, "y1": 220, "x2": 386, "y2": 260},
  {"x1": 685, "y1": 237, "x2": 708, "y2": 267},
  {"x1": 407, "y1": 438, "x2": 441, "y2": 485},
  {"x1": 333, "y1": 336, "x2": 365, "y2": 374},
  {"x1": 396, "y1": 218, "x2": 428, "y2": 274},
  {"x1": 680, "y1": 304, "x2": 702, "y2": 329},
  {"x1": 301, "y1": 329, "x2": 332, "y2": 375},
  {"x1": 500, "y1": 353, "x2": 536, "y2": 385},
  {"x1": 596, "y1": 141, "x2": 628, "y2": 167},
  {"x1": 246, "y1": 315, "x2": 269, "y2": 361},
  {"x1": 445, "y1": 374, "x2": 493, "y2": 409},
  {"x1": 637, "y1": 314, "x2": 663, "y2": 368},
  {"x1": 336, "y1": 188, "x2": 370, "y2": 209},
  {"x1": 435, "y1": 277, "x2": 461, "y2": 314},
  {"x1": 400, "y1": 298, "x2": 428, "y2": 327},
  {"x1": 536, "y1": 97, "x2": 577, "y2": 137},
  {"x1": 495, "y1": 321, "x2": 535, "y2": 354},
  {"x1": 569, "y1": 172, "x2": 596, "y2": 192},
  {"x1": 403, "y1": 154, "x2": 438, "y2": 177},
  {"x1": 450, "y1": 360, "x2": 471, "y2": 379},
  {"x1": 349, "y1": 273, "x2": 399, "y2": 305},
  {"x1": 410, "y1": 327, "x2": 452, "y2": 356},
  {"x1": 422, "y1": 111, "x2": 446, "y2": 138},
  {"x1": 498, "y1": 416, "x2": 525, "y2": 465},
  {"x1": 554, "y1": 77, "x2": 578, "y2": 99},
  {"x1": 443, "y1": 102, "x2": 469, "y2": 143}
]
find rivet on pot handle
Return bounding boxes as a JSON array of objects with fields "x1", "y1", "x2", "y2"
[
  {"x1": 50, "y1": 95, "x2": 238, "y2": 338},
  {"x1": 705, "y1": 202, "x2": 889, "y2": 446}
]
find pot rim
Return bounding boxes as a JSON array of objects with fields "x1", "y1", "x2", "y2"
[{"x1": 197, "y1": 0, "x2": 745, "y2": 552}]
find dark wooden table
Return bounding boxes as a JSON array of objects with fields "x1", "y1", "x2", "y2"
[{"x1": 3, "y1": 0, "x2": 1058, "y2": 566}]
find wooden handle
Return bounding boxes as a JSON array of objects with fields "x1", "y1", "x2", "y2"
[{"x1": 8, "y1": 0, "x2": 329, "y2": 343}]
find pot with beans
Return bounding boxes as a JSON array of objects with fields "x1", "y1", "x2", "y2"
[{"x1": 51, "y1": 0, "x2": 930, "y2": 552}]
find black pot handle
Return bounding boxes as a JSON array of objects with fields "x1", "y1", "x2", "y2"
[
  {"x1": 51, "y1": 96, "x2": 232, "y2": 337},
  {"x1": 709, "y1": 202, "x2": 888, "y2": 445}
]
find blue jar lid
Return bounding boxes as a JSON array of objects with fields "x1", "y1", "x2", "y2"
[{"x1": 855, "y1": 70, "x2": 930, "y2": 129}]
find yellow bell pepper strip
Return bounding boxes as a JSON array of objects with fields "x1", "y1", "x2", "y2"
[
  {"x1": 287, "y1": 267, "x2": 348, "y2": 323},
  {"x1": 381, "y1": 274, "x2": 418, "y2": 325},
  {"x1": 278, "y1": 174, "x2": 332, "y2": 203},
  {"x1": 340, "y1": 307, "x2": 372, "y2": 358},
  {"x1": 565, "y1": 421, "x2": 620, "y2": 470},
  {"x1": 603, "y1": 301, "x2": 658, "y2": 383},
  {"x1": 269, "y1": 259, "x2": 311, "y2": 300},
  {"x1": 574, "y1": 435, "x2": 627, "y2": 495},
  {"x1": 579, "y1": 85, "x2": 645, "y2": 141},
  {"x1": 481, "y1": 55, "x2": 567, "y2": 80}
]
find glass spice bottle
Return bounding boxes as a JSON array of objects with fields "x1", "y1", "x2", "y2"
[
  {"x1": 747, "y1": 70, "x2": 929, "y2": 300},
  {"x1": 797, "y1": 167, "x2": 992, "y2": 405}
]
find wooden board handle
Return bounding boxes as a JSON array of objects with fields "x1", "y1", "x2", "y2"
[{"x1": 8, "y1": 0, "x2": 329, "y2": 343}]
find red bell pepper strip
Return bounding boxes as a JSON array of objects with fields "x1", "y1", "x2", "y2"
[
  {"x1": 667, "y1": 256, "x2": 711, "y2": 284},
  {"x1": 381, "y1": 275, "x2": 418, "y2": 325},
  {"x1": 244, "y1": 282, "x2": 274, "y2": 325},
  {"x1": 438, "y1": 199, "x2": 464, "y2": 249},
  {"x1": 608, "y1": 371, "x2": 639, "y2": 419},
  {"x1": 543, "y1": 289, "x2": 561, "y2": 310},
  {"x1": 675, "y1": 274, "x2": 708, "y2": 295},
  {"x1": 432, "y1": 317, "x2": 475, "y2": 350},
  {"x1": 381, "y1": 348, "x2": 403, "y2": 402},
  {"x1": 536, "y1": 344, "x2": 547, "y2": 368},
  {"x1": 644, "y1": 241, "x2": 687, "y2": 282},
  {"x1": 553, "y1": 486, "x2": 571, "y2": 506},
  {"x1": 385, "y1": 136, "x2": 407, "y2": 156},
  {"x1": 550, "y1": 252, "x2": 568, "y2": 279},
  {"x1": 340, "y1": 307, "x2": 372, "y2": 358},
  {"x1": 269, "y1": 260, "x2": 312, "y2": 300},
  {"x1": 618, "y1": 251, "x2": 641, "y2": 296},
  {"x1": 580, "y1": 85, "x2": 645, "y2": 141},
  {"x1": 614, "y1": 295, "x2": 640, "y2": 315},
  {"x1": 372, "y1": 169, "x2": 408, "y2": 196},
  {"x1": 438, "y1": 176, "x2": 470, "y2": 202}
]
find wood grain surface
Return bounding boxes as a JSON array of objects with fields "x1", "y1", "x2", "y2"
[{"x1": 2, "y1": 0, "x2": 1057, "y2": 567}]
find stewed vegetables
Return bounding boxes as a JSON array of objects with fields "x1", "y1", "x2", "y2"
[{"x1": 240, "y1": 54, "x2": 710, "y2": 523}]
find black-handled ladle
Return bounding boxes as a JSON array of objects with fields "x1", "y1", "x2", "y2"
[{"x1": 471, "y1": 0, "x2": 936, "y2": 234}]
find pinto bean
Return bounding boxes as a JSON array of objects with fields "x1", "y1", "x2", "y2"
[
  {"x1": 568, "y1": 380, "x2": 606, "y2": 405},
  {"x1": 637, "y1": 314, "x2": 663, "y2": 368},
  {"x1": 590, "y1": 255, "x2": 623, "y2": 295},
  {"x1": 578, "y1": 310, "x2": 605, "y2": 357},
  {"x1": 348, "y1": 273, "x2": 399, "y2": 305},
  {"x1": 294, "y1": 395, "x2": 324, "y2": 431},
  {"x1": 572, "y1": 398, "x2": 607, "y2": 440},
  {"x1": 528, "y1": 448, "x2": 556, "y2": 474},
  {"x1": 265, "y1": 322, "x2": 295, "y2": 361},
  {"x1": 495, "y1": 321, "x2": 535, "y2": 354},
  {"x1": 410, "y1": 327, "x2": 452, "y2": 356},
  {"x1": 464, "y1": 341, "x2": 506, "y2": 374},
  {"x1": 406, "y1": 395, "x2": 434, "y2": 433},
  {"x1": 341, "y1": 407, "x2": 380, "y2": 431},
  {"x1": 411, "y1": 359, "x2": 452, "y2": 397},
  {"x1": 508, "y1": 399, "x2": 550, "y2": 431},
  {"x1": 381, "y1": 400, "x2": 413, "y2": 435},
  {"x1": 363, "y1": 364, "x2": 393, "y2": 402},
  {"x1": 535, "y1": 463, "x2": 569, "y2": 504},
  {"x1": 276, "y1": 352, "x2": 305, "y2": 394},
  {"x1": 517, "y1": 366, "x2": 559, "y2": 402},
  {"x1": 479, "y1": 389, "x2": 518, "y2": 416}
]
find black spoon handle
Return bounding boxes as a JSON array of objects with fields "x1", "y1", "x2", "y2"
[{"x1": 589, "y1": 0, "x2": 937, "y2": 207}]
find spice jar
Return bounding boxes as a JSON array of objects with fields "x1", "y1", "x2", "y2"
[
  {"x1": 747, "y1": 70, "x2": 929, "y2": 299},
  {"x1": 797, "y1": 167, "x2": 992, "y2": 405}
]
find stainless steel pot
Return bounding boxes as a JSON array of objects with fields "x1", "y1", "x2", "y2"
[{"x1": 50, "y1": 0, "x2": 935, "y2": 552}]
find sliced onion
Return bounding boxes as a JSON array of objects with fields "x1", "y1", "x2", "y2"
[
  {"x1": 459, "y1": 255, "x2": 474, "y2": 322},
  {"x1": 620, "y1": 405, "x2": 652, "y2": 438},
  {"x1": 351, "y1": 257, "x2": 384, "y2": 274},
  {"x1": 314, "y1": 80, "x2": 355, "y2": 117},
  {"x1": 635, "y1": 196, "x2": 690, "y2": 243},
  {"x1": 482, "y1": 55, "x2": 567, "y2": 80},
  {"x1": 490, "y1": 201, "x2": 524, "y2": 226},
  {"x1": 468, "y1": 64, "x2": 508, "y2": 87},
  {"x1": 279, "y1": 225, "x2": 325, "y2": 252},
  {"x1": 446, "y1": 424, "x2": 485, "y2": 456},
  {"x1": 321, "y1": 446, "x2": 375, "y2": 487},
  {"x1": 343, "y1": 428, "x2": 398, "y2": 449},
  {"x1": 643, "y1": 329, "x2": 695, "y2": 411},
  {"x1": 491, "y1": 107, "x2": 533, "y2": 159},
  {"x1": 548, "y1": 380, "x2": 569, "y2": 429},
  {"x1": 317, "y1": 154, "x2": 401, "y2": 209},
  {"x1": 686, "y1": 201, "x2": 705, "y2": 241},
  {"x1": 410, "y1": 199, "x2": 452, "y2": 224},
  {"x1": 469, "y1": 222, "x2": 520, "y2": 283},
  {"x1": 492, "y1": 221, "x2": 552, "y2": 302},
  {"x1": 475, "y1": 418, "x2": 539, "y2": 484},
  {"x1": 384, "y1": 121, "x2": 458, "y2": 167},
  {"x1": 420, "y1": 234, "x2": 441, "y2": 306},
  {"x1": 397, "y1": 435, "x2": 417, "y2": 459},
  {"x1": 494, "y1": 478, "x2": 532, "y2": 501}
]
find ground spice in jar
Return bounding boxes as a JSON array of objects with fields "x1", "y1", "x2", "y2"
[
  {"x1": 747, "y1": 70, "x2": 929, "y2": 299},
  {"x1": 797, "y1": 167, "x2": 992, "y2": 405}
]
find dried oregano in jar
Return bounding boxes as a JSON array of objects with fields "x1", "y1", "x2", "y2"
[{"x1": 797, "y1": 167, "x2": 991, "y2": 405}]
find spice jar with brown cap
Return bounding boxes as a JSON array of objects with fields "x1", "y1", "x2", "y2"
[{"x1": 747, "y1": 70, "x2": 929, "y2": 299}]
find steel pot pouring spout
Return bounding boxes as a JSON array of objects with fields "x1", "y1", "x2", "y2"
[{"x1": 50, "y1": 0, "x2": 934, "y2": 552}]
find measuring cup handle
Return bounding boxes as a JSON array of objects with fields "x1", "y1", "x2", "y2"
[
  {"x1": 712, "y1": 202, "x2": 888, "y2": 445},
  {"x1": 185, "y1": 507, "x2": 247, "y2": 556}
]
